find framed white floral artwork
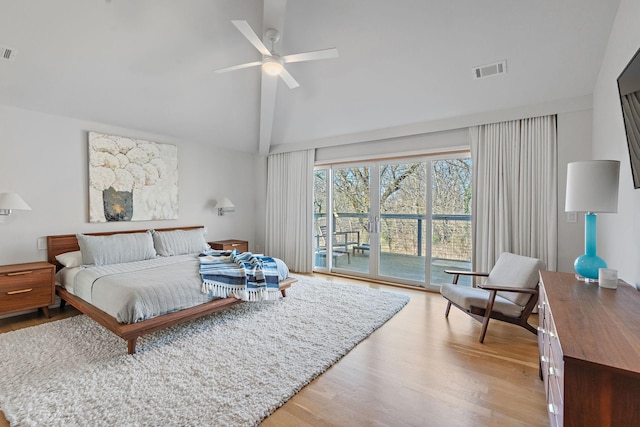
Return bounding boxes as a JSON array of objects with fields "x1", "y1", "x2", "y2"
[{"x1": 88, "y1": 131, "x2": 179, "y2": 222}]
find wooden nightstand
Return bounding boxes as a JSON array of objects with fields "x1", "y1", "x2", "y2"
[
  {"x1": 208, "y1": 239, "x2": 249, "y2": 252},
  {"x1": 0, "y1": 262, "x2": 55, "y2": 318}
]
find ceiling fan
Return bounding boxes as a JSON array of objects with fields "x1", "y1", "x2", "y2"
[{"x1": 214, "y1": 20, "x2": 338, "y2": 89}]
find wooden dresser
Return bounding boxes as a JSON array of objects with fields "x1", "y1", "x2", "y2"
[
  {"x1": 538, "y1": 271, "x2": 640, "y2": 427},
  {"x1": 0, "y1": 262, "x2": 55, "y2": 318}
]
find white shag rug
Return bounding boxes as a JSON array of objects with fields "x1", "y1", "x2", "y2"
[{"x1": 0, "y1": 274, "x2": 409, "y2": 427}]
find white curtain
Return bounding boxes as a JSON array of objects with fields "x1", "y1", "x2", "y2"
[
  {"x1": 470, "y1": 115, "x2": 557, "y2": 273},
  {"x1": 265, "y1": 149, "x2": 315, "y2": 273}
]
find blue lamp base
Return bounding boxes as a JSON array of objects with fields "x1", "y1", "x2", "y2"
[
  {"x1": 574, "y1": 254, "x2": 606, "y2": 281},
  {"x1": 575, "y1": 212, "x2": 606, "y2": 282}
]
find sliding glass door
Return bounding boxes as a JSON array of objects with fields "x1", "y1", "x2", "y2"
[
  {"x1": 313, "y1": 164, "x2": 373, "y2": 273},
  {"x1": 313, "y1": 168, "x2": 329, "y2": 267},
  {"x1": 331, "y1": 165, "x2": 372, "y2": 273},
  {"x1": 430, "y1": 159, "x2": 473, "y2": 286},
  {"x1": 378, "y1": 161, "x2": 428, "y2": 283},
  {"x1": 314, "y1": 154, "x2": 472, "y2": 290}
]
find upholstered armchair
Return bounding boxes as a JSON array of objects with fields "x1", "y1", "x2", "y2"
[{"x1": 440, "y1": 252, "x2": 545, "y2": 343}]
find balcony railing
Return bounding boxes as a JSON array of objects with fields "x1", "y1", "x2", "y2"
[{"x1": 314, "y1": 212, "x2": 471, "y2": 257}]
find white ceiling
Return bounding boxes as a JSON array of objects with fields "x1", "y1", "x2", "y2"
[{"x1": 0, "y1": 0, "x2": 621, "y2": 154}]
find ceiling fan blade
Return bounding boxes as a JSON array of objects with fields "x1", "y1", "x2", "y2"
[
  {"x1": 282, "y1": 48, "x2": 338, "y2": 64},
  {"x1": 214, "y1": 61, "x2": 262, "y2": 74},
  {"x1": 231, "y1": 20, "x2": 271, "y2": 57},
  {"x1": 279, "y1": 68, "x2": 300, "y2": 89}
]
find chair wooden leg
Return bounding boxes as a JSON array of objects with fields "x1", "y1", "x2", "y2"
[
  {"x1": 444, "y1": 273, "x2": 459, "y2": 318},
  {"x1": 479, "y1": 317, "x2": 490, "y2": 343},
  {"x1": 445, "y1": 301, "x2": 452, "y2": 317},
  {"x1": 479, "y1": 290, "x2": 497, "y2": 343}
]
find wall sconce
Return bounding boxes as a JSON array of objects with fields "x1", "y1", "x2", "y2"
[
  {"x1": 0, "y1": 193, "x2": 32, "y2": 219},
  {"x1": 565, "y1": 160, "x2": 620, "y2": 281},
  {"x1": 217, "y1": 197, "x2": 235, "y2": 216}
]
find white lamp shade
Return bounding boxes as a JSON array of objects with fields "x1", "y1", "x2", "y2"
[
  {"x1": 217, "y1": 197, "x2": 235, "y2": 209},
  {"x1": 0, "y1": 193, "x2": 32, "y2": 211},
  {"x1": 565, "y1": 160, "x2": 620, "y2": 213}
]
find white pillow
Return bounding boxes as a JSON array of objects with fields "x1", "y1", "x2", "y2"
[
  {"x1": 55, "y1": 266, "x2": 82, "y2": 293},
  {"x1": 77, "y1": 231, "x2": 157, "y2": 266},
  {"x1": 152, "y1": 228, "x2": 210, "y2": 256},
  {"x1": 55, "y1": 250, "x2": 83, "y2": 268}
]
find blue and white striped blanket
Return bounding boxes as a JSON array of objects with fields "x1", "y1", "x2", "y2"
[{"x1": 199, "y1": 249, "x2": 281, "y2": 301}]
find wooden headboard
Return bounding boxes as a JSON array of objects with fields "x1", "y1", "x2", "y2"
[{"x1": 47, "y1": 226, "x2": 204, "y2": 266}]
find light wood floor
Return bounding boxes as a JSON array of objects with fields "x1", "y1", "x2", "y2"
[{"x1": 0, "y1": 274, "x2": 548, "y2": 427}]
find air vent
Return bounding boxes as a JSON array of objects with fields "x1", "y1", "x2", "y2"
[
  {"x1": 0, "y1": 46, "x2": 17, "y2": 62},
  {"x1": 472, "y1": 60, "x2": 506, "y2": 80}
]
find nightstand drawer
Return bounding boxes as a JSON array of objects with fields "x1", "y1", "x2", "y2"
[
  {"x1": 0, "y1": 283, "x2": 52, "y2": 312},
  {"x1": 0, "y1": 267, "x2": 52, "y2": 290},
  {"x1": 209, "y1": 240, "x2": 249, "y2": 252}
]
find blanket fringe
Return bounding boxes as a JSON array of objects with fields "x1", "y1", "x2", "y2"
[{"x1": 202, "y1": 281, "x2": 281, "y2": 302}]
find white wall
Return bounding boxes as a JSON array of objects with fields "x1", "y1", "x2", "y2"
[
  {"x1": 557, "y1": 110, "x2": 594, "y2": 273},
  {"x1": 592, "y1": 0, "x2": 640, "y2": 286},
  {"x1": 0, "y1": 105, "x2": 260, "y2": 266},
  {"x1": 315, "y1": 128, "x2": 469, "y2": 164},
  {"x1": 272, "y1": 95, "x2": 593, "y2": 154}
]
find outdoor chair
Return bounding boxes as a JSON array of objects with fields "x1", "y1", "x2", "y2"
[
  {"x1": 317, "y1": 225, "x2": 360, "y2": 264},
  {"x1": 440, "y1": 252, "x2": 544, "y2": 343}
]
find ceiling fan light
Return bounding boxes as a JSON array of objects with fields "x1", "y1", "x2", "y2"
[{"x1": 262, "y1": 59, "x2": 283, "y2": 76}]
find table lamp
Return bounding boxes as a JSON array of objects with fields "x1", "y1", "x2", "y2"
[{"x1": 565, "y1": 160, "x2": 620, "y2": 281}]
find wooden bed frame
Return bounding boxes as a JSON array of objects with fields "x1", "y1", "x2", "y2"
[{"x1": 47, "y1": 226, "x2": 296, "y2": 355}]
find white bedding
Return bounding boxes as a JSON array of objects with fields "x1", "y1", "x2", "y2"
[
  {"x1": 56, "y1": 253, "x2": 289, "y2": 324},
  {"x1": 56, "y1": 266, "x2": 82, "y2": 293}
]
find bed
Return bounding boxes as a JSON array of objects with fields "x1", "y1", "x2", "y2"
[{"x1": 47, "y1": 226, "x2": 296, "y2": 354}]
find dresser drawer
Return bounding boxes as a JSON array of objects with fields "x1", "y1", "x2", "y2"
[
  {"x1": 548, "y1": 330, "x2": 564, "y2": 398},
  {"x1": 548, "y1": 378, "x2": 563, "y2": 427}
]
